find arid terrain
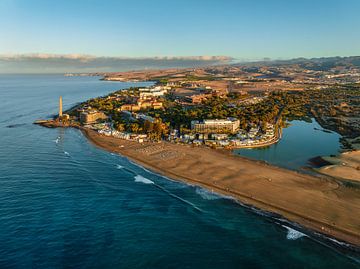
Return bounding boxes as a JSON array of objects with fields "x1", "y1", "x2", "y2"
[{"x1": 318, "y1": 151, "x2": 360, "y2": 181}]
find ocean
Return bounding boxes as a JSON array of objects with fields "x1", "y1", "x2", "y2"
[{"x1": 0, "y1": 74, "x2": 359, "y2": 268}]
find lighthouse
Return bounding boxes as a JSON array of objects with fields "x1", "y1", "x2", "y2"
[{"x1": 59, "y1": 96, "x2": 63, "y2": 117}]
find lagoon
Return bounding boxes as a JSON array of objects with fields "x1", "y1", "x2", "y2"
[{"x1": 234, "y1": 119, "x2": 342, "y2": 171}]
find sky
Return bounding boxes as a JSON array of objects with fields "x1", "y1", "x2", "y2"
[{"x1": 0, "y1": 0, "x2": 359, "y2": 73}]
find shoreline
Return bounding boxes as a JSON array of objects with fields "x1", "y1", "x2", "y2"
[{"x1": 81, "y1": 127, "x2": 360, "y2": 249}]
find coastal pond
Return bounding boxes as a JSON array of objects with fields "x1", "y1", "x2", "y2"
[{"x1": 234, "y1": 119, "x2": 342, "y2": 171}]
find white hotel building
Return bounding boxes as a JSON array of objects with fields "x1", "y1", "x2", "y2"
[
  {"x1": 191, "y1": 118, "x2": 240, "y2": 133},
  {"x1": 139, "y1": 86, "x2": 167, "y2": 98}
]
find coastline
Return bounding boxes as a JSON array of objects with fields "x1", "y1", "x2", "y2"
[{"x1": 81, "y1": 127, "x2": 360, "y2": 249}]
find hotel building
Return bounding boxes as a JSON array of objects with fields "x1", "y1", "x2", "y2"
[{"x1": 191, "y1": 118, "x2": 240, "y2": 133}]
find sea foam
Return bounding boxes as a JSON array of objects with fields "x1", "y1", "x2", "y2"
[
  {"x1": 196, "y1": 188, "x2": 221, "y2": 200},
  {"x1": 54, "y1": 136, "x2": 60, "y2": 144},
  {"x1": 134, "y1": 175, "x2": 154, "y2": 184},
  {"x1": 283, "y1": 225, "x2": 307, "y2": 240},
  {"x1": 116, "y1": 164, "x2": 124, "y2": 169}
]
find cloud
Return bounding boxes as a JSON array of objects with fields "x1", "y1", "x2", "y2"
[
  {"x1": 0, "y1": 53, "x2": 232, "y2": 61},
  {"x1": 0, "y1": 53, "x2": 233, "y2": 73}
]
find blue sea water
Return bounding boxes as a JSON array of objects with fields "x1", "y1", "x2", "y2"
[{"x1": 0, "y1": 74, "x2": 359, "y2": 269}]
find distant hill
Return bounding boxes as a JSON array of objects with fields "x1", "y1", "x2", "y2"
[{"x1": 236, "y1": 56, "x2": 360, "y2": 71}]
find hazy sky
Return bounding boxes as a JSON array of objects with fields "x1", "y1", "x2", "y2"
[{"x1": 0, "y1": 0, "x2": 359, "y2": 72}]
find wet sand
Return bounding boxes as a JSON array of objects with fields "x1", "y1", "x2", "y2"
[{"x1": 82, "y1": 128, "x2": 360, "y2": 247}]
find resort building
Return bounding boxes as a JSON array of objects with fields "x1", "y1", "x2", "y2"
[
  {"x1": 80, "y1": 110, "x2": 107, "y2": 124},
  {"x1": 191, "y1": 118, "x2": 240, "y2": 133},
  {"x1": 184, "y1": 93, "x2": 211, "y2": 104},
  {"x1": 166, "y1": 81, "x2": 181, "y2": 87},
  {"x1": 119, "y1": 104, "x2": 141, "y2": 112},
  {"x1": 137, "y1": 100, "x2": 163, "y2": 110},
  {"x1": 139, "y1": 86, "x2": 167, "y2": 98},
  {"x1": 119, "y1": 100, "x2": 163, "y2": 112}
]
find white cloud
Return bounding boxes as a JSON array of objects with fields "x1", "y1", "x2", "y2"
[
  {"x1": 0, "y1": 53, "x2": 232, "y2": 62},
  {"x1": 0, "y1": 53, "x2": 233, "y2": 73}
]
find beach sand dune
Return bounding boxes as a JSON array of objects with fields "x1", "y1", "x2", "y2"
[{"x1": 318, "y1": 151, "x2": 360, "y2": 181}]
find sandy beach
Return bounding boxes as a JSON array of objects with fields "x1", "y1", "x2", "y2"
[{"x1": 82, "y1": 128, "x2": 360, "y2": 247}]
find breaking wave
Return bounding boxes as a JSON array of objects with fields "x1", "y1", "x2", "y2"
[
  {"x1": 116, "y1": 164, "x2": 124, "y2": 169},
  {"x1": 132, "y1": 174, "x2": 203, "y2": 212},
  {"x1": 134, "y1": 175, "x2": 154, "y2": 184},
  {"x1": 54, "y1": 136, "x2": 60, "y2": 144},
  {"x1": 283, "y1": 225, "x2": 307, "y2": 240}
]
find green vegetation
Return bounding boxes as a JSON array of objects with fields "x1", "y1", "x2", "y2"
[
  {"x1": 72, "y1": 82, "x2": 360, "y2": 145},
  {"x1": 114, "y1": 118, "x2": 169, "y2": 140},
  {"x1": 184, "y1": 75, "x2": 217, "y2": 81},
  {"x1": 148, "y1": 91, "x2": 310, "y2": 131},
  {"x1": 83, "y1": 87, "x2": 140, "y2": 113}
]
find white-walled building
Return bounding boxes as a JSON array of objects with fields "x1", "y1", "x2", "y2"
[
  {"x1": 191, "y1": 118, "x2": 240, "y2": 133},
  {"x1": 139, "y1": 86, "x2": 167, "y2": 98}
]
